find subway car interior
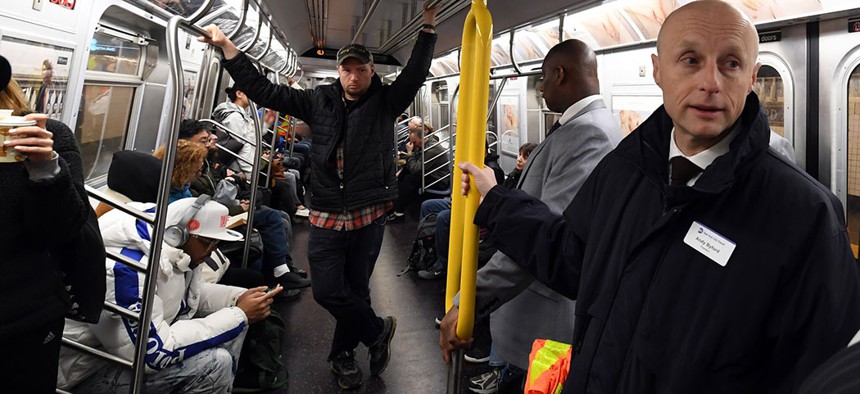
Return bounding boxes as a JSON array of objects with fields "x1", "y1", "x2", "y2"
[{"x1": 4, "y1": 0, "x2": 860, "y2": 392}]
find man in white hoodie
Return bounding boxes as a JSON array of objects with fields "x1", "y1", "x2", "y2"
[{"x1": 59, "y1": 196, "x2": 281, "y2": 392}]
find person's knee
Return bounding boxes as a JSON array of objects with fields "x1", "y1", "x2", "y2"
[{"x1": 203, "y1": 348, "x2": 234, "y2": 387}]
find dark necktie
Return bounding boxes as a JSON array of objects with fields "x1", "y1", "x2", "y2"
[
  {"x1": 669, "y1": 156, "x2": 702, "y2": 186},
  {"x1": 546, "y1": 121, "x2": 561, "y2": 137}
]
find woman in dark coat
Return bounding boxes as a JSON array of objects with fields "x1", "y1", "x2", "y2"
[{"x1": 0, "y1": 55, "x2": 92, "y2": 392}]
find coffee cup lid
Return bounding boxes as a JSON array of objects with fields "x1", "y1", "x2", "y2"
[{"x1": 0, "y1": 116, "x2": 36, "y2": 127}]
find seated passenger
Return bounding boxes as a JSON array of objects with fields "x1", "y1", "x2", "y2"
[
  {"x1": 153, "y1": 139, "x2": 208, "y2": 202},
  {"x1": 501, "y1": 142, "x2": 537, "y2": 189},
  {"x1": 390, "y1": 126, "x2": 450, "y2": 220},
  {"x1": 179, "y1": 119, "x2": 309, "y2": 290},
  {"x1": 212, "y1": 86, "x2": 256, "y2": 178},
  {"x1": 59, "y1": 197, "x2": 283, "y2": 392}
]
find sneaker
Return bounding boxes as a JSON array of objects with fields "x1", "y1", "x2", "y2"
[
  {"x1": 275, "y1": 288, "x2": 301, "y2": 301},
  {"x1": 467, "y1": 368, "x2": 500, "y2": 394},
  {"x1": 272, "y1": 272, "x2": 311, "y2": 289},
  {"x1": 418, "y1": 267, "x2": 444, "y2": 280},
  {"x1": 330, "y1": 350, "x2": 363, "y2": 390},
  {"x1": 288, "y1": 265, "x2": 308, "y2": 278},
  {"x1": 434, "y1": 314, "x2": 443, "y2": 329},
  {"x1": 464, "y1": 345, "x2": 491, "y2": 363},
  {"x1": 368, "y1": 316, "x2": 397, "y2": 376},
  {"x1": 295, "y1": 207, "x2": 310, "y2": 217},
  {"x1": 386, "y1": 211, "x2": 405, "y2": 223}
]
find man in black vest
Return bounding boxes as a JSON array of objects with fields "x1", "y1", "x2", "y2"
[{"x1": 200, "y1": 1, "x2": 439, "y2": 389}]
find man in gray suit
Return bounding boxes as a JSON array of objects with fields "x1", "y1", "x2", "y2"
[{"x1": 439, "y1": 39, "x2": 621, "y2": 392}]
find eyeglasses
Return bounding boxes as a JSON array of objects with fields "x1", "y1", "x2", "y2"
[{"x1": 190, "y1": 234, "x2": 219, "y2": 250}]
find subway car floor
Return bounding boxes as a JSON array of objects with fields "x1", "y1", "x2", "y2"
[{"x1": 267, "y1": 214, "x2": 492, "y2": 393}]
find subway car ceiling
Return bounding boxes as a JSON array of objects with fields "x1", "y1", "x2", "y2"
[{"x1": 3, "y1": 0, "x2": 860, "y2": 183}]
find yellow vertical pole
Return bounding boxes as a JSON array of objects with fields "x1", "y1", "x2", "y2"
[{"x1": 445, "y1": 0, "x2": 492, "y2": 341}]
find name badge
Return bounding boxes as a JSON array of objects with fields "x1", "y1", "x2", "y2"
[{"x1": 683, "y1": 221, "x2": 736, "y2": 267}]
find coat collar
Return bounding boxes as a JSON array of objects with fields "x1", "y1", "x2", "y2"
[{"x1": 618, "y1": 92, "x2": 770, "y2": 199}]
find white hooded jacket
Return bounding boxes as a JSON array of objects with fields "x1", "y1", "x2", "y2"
[{"x1": 58, "y1": 202, "x2": 247, "y2": 388}]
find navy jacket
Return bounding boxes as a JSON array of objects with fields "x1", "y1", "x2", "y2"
[
  {"x1": 476, "y1": 93, "x2": 860, "y2": 393},
  {"x1": 222, "y1": 32, "x2": 436, "y2": 212}
]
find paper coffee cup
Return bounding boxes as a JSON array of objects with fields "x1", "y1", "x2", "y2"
[{"x1": 0, "y1": 116, "x2": 37, "y2": 163}]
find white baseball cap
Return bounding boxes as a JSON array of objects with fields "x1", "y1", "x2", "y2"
[{"x1": 167, "y1": 197, "x2": 244, "y2": 242}]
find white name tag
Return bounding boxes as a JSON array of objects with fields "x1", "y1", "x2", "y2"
[{"x1": 683, "y1": 221, "x2": 736, "y2": 267}]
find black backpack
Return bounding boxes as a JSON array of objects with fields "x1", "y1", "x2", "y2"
[
  {"x1": 399, "y1": 213, "x2": 438, "y2": 276},
  {"x1": 233, "y1": 310, "x2": 289, "y2": 392}
]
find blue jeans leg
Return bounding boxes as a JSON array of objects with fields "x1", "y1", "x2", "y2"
[
  {"x1": 253, "y1": 206, "x2": 290, "y2": 276},
  {"x1": 433, "y1": 209, "x2": 451, "y2": 271},
  {"x1": 419, "y1": 197, "x2": 451, "y2": 218},
  {"x1": 308, "y1": 217, "x2": 387, "y2": 359}
]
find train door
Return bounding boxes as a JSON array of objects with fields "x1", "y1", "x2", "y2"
[
  {"x1": 820, "y1": 15, "x2": 860, "y2": 257},
  {"x1": 755, "y1": 23, "x2": 807, "y2": 168}
]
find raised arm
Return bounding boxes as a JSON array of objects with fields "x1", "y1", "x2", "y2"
[
  {"x1": 386, "y1": 1, "x2": 439, "y2": 114},
  {"x1": 200, "y1": 25, "x2": 316, "y2": 122}
]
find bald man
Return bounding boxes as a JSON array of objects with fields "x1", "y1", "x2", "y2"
[
  {"x1": 457, "y1": 1, "x2": 860, "y2": 392},
  {"x1": 439, "y1": 39, "x2": 620, "y2": 390}
]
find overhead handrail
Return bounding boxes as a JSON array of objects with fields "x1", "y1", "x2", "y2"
[
  {"x1": 509, "y1": 29, "x2": 522, "y2": 74},
  {"x1": 352, "y1": 0, "x2": 383, "y2": 44},
  {"x1": 238, "y1": 6, "x2": 263, "y2": 52},
  {"x1": 248, "y1": 18, "x2": 273, "y2": 62},
  {"x1": 446, "y1": 1, "x2": 492, "y2": 393},
  {"x1": 226, "y1": 0, "x2": 251, "y2": 40}
]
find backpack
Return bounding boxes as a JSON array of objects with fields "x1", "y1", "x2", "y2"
[
  {"x1": 399, "y1": 213, "x2": 438, "y2": 276},
  {"x1": 233, "y1": 310, "x2": 289, "y2": 392}
]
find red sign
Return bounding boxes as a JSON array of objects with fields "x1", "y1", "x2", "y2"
[{"x1": 50, "y1": 0, "x2": 76, "y2": 10}]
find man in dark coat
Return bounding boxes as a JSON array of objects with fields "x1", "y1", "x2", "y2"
[
  {"x1": 200, "y1": 1, "x2": 439, "y2": 389},
  {"x1": 457, "y1": 1, "x2": 860, "y2": 392}
]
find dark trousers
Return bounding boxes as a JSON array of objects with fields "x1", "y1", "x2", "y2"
[
  {"x1": 254, "y1": 206, "x2": 292, "y2": 276},
  {"x1": 308, "y1": 217, "x2": 386, "y2": 359},
  {"x1": 2, "y1": 317, "x2": 65, "y2": 393}
]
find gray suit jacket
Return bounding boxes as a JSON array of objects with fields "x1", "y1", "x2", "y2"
[{"x1": 474, "y1": 99, "x2": 621, "y2": 368}]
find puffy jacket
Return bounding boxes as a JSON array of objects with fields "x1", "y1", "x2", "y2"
[
  {"x1": 222, "y1": 31, "x2": 436, "y2": 212},
  {"x1": 58, "y1": 202, "x2": 247, "y2": 388},
  {"x1": 476, "y1": 93, "x2": 860, "y2": 393},
  {"x1": 213, "y1": 101, "x2": 256, "y2": 175}
]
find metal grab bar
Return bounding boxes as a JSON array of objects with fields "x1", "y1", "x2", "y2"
[
  {"x1": 446, "y1": 2, "x2": 492, "y2": 393},
  {"x1": 61, "y1": 338, "x2": 133, "y2": 369},
  {"x1": 200, "y1": 118, "x2": 260, "y2": 147}
]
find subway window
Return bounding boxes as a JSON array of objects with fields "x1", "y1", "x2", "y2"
[
  {"x1": 753, "y1": 65, "x2": 785, "y2": 137},
  {"x1": 87, "y1": 31, "x2": 143, "y2": 75},
  {"x1": 0, "y1": 36, "x2": 73, "y2": 121},
  {"x1": 847, "y1": 65, "x2": 860, "y2": 258},
  {"x1": 75, "y1": 85, "x2": 136, "y2": 181}
]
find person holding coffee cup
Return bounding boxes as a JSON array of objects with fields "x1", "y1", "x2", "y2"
[{"x1": 0, "y1": 54, "x2": 96, "y2": 393}]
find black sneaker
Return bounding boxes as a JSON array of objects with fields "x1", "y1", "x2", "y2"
[
  {"x1": 464, "y1": 344, "x2": 491, "y2": 363},
  {"x1": 272, "y1": 272, "x2": 311, "y2": 289},
  {"x1": 386, "y1": 212, "x2": 405, "y2": 223},
  {"x1": 330, "y1": 350, "x2": 363, "y2": 390},
  {"x1": 434, "y1": 314, "x2": 443, "y2": 329},
  {"x1": 288, "y1": 265, "x2": 308, "y2": 278},
  {"x1": 368, "y1": 316, "x2": 397, "y2": 376},
  {"x1": 418, "y1": 267, "x2": 444, "y2": 280},
  {"x1": 275, "y1": 288, "x2": 301, "y2": 301},
  {"x1": 467, "y1": 368, "x2": 500, "y2": 394}
]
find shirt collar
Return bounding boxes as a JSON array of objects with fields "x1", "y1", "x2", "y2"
[
  {"x1": 668, "y1": 124, "x2": 740, "y2": 171},
  {"x1": 558, "y1": 95, "x2": 603, "y2": 126}
]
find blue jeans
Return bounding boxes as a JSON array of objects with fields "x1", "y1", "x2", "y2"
[
  {"x1": 253, "y1": 206, "x2": 292, "y2": 275},
  {"x1": 433, "y1": 209, "x2": 451, "y2": 272},
  {"x1": 308, "y1": 217, "x2": 387, "y2": 359},
  {"x1": 420, "y1": 197, "x2": 451, "y2": 218},
  {"x1": 73, "y1": 331, "x2": 246, "y2": 393}
]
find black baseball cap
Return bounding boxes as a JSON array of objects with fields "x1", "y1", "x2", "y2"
[
  {"x1": 0, "y1": 55, "x2": 11, "y2": 92},
  {"x1": 336, "y1": 44, "x2": 372, "y2": 65}
]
